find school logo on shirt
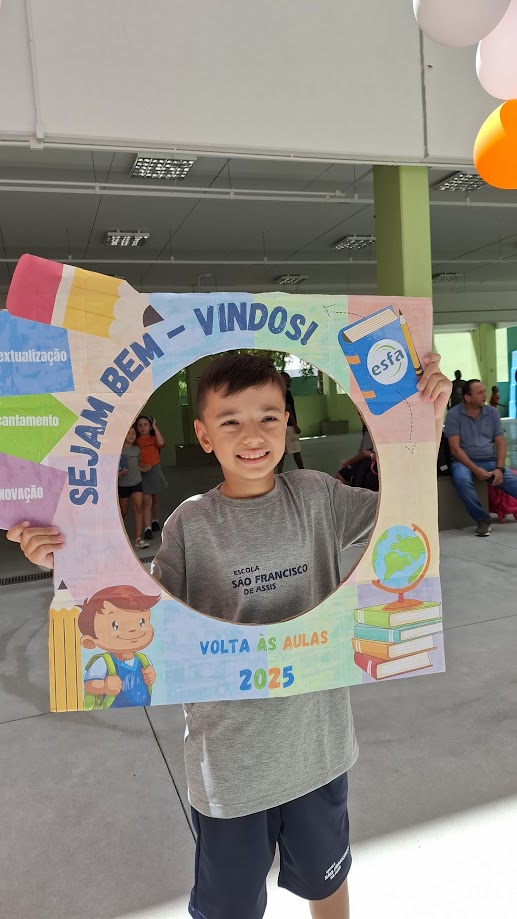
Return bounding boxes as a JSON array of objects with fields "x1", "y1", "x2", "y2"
[{"x1": 367, "y1": 339, "x2": 408, "y2": 385}]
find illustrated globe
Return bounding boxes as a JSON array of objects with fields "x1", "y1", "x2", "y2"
[{"x1": 372, "y1": 525, "x2": 427, "y2": 591}]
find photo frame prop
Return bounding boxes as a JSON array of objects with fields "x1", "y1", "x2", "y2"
[{"x1": 0, "y1": 256, "x2": 444, "y2": 711}]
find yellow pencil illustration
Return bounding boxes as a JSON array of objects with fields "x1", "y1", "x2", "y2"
[
  {"x1": 49, "y1": 581, "x2": 83, "y2": 712},
  {"x1": 399, "y1": 310, "x2": 424, "y2": 377},
  {"x1": 7, "y1": 255, "x2": 162, "y2": 340}
]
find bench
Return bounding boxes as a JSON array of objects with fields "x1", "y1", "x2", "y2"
[{"x1": 437, "y1": 476, "x2": 488, "y2": 531}]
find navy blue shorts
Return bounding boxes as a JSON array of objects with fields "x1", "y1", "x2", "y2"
[
  {"x1": 188, "y1": 773, "x2": 351, "y2": 919},
  {"x1": 118, "y1": 482, "x2": 143, "y2": 499}
]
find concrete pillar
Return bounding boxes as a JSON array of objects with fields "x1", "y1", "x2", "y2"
[
  {"x1": 373, "y1": 165, "x2": 432, "y2": 298},
  {"x1": 477, "y1": 323, "x2": 497, "y2": 391}
]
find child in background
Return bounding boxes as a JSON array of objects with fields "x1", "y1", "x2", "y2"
[
  {"x1": 118, "y1": 425, "x2": 151, "y2": 549},
  {"x1": 135, "y1": 415, "x2": 168, "y2": 541}
]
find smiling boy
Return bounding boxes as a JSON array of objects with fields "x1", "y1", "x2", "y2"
[{"x1": 8, "y1": 351, "x2": 451, "y2": 919}]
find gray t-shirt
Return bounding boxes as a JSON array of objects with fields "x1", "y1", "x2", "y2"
[
  {"x1": 444, "y1": 403, "x2": 504, "y2": 461},
  {"x1": 152, "y1": 470, "x2": 378, "y2": 818},
  {"x1": 120, "y1": 445, "x2": 142, "y2": 487}
]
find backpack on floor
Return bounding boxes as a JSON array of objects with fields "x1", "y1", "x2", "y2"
[
  {"x1": 488, "y1": 471, "x2": 517, "y2": 522},
  {"x1": 349, "y1": 456, "x2": 379, "y2": 492},
  {"x1": 83, "y1": 651, "x2": 152, "y2": 710}
]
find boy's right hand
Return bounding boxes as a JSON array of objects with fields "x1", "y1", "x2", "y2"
[{"x1": 6, "y1": 522, "x2": 64, "y2": 570}]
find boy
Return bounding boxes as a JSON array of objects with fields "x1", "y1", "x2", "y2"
[
  {"x1": 8, "y1": 352, "x2": 451, "y2": 919},
  {"x1": 79, "y1": 584, "x2": 159, "y2": 708}
]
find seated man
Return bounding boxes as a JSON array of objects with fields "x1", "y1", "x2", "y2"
[
  {"x1": 336, "y1": 425, "x2": 378, "y2": 492},
  {"x1": 444, "y1": 378, "x2": 517, "y2": 536}
]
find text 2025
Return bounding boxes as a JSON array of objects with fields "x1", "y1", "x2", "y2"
[{"x1": 239, "y1": 666, "x2": 294, "y2": 692}]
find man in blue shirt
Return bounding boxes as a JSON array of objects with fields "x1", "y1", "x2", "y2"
[{"x1": 444, "y1": 379, "x2": 517, "y2": 536}]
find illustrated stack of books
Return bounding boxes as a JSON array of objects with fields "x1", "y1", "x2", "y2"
[{"x1": 352, "y1": 601, "x2": 442, "y2": 680}]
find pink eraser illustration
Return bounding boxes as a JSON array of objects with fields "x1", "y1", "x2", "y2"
[{"x1": 7, "y1": 254, "x2": 63, "y2": 325}]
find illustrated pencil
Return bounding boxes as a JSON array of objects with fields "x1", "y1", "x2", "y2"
[
  {"x1": 7, "y1": 254, "x2": 162, "y2": 340},
  {"x1": 49, "y1": 581, "x2": 83, "y2": 712},
  {"x1": 398, "y1": 310, "x2": 424, "y2": 377}
]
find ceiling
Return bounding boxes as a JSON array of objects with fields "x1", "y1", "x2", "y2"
[{"x1": 1, "y1": 146, "x2": 517, "y2": 300}]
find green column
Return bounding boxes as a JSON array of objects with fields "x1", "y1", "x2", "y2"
[
  {"x1": 373, "y1": 165, "x2": 432, "y2": 297},
  {"x1": 477, "y1": 323, "x2": 497, "y2": 391}
]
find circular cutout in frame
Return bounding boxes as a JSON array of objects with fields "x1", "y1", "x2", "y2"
[{"x1": 0, "y1": 256, "x2": 444, "y2": 711}]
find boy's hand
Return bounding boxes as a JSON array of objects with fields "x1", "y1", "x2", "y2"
[
  {"x1": 104, "y1": 675, "x2": 123, "y2": 695},
  {"x1": 142, "y1": 665, "x2": 156, "y2": 686},
  {"x1": 6, "y1": 522, "x2": 64, "y2": 570},
  {"x1": 417, "y1": 353, "x2": 452, "y2": 422}
]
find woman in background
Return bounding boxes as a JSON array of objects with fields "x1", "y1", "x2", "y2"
[{"x1": 135, "y1": 415, "x2": 168, "y2": 541}]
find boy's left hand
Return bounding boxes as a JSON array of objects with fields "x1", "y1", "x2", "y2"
[
  {"x1": 417, "y1": 353, "x2": 452, "y2": 423},
  {"x1": 142, "y1": 665, "x2": 156, "y2": 686}
]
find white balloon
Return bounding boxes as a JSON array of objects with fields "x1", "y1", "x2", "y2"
[
  {"x1": 477, "y1": 0, "x2": 517, "y2": 99},
  {"x1": 413, "y1": 0, "x2": 511, "y2": 48}
]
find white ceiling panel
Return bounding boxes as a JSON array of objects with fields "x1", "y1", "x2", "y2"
[{"x1": 21, "y1": 0, "x2": 424, "y2": 159}]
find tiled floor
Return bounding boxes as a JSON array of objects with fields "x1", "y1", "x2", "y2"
[{"x1": 1, "y1": 431, "x2": 517, "y2": 918}]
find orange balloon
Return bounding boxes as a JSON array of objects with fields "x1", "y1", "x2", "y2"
[{"x1": 474, "y1": 99, "x2": 517, "y2": 189}]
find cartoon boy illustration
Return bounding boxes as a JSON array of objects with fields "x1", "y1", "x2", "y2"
[{"x1": 78, "y1": 585, "x2": 160, "y2": 709}]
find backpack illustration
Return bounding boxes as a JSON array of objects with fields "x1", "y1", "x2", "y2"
[{"x1": 83, "y1": 651, "x2": 152, "y2": 710}]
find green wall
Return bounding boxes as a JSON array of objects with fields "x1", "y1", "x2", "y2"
[{"x1": 434, "y1": 330, "x2": 481, "y2": 383}]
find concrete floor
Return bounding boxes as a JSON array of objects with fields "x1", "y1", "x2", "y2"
[{"x1": 1, "y1": 432, "x2": 517, "y2": 918}]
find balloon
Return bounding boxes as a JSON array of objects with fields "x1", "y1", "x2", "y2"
[
  {"x1": 477, "y1": 0, "x2": 517, "y2": 99},
  {"x1": 473, "y1": 100, "x2": 517, "y2": 189},
  {"x1": 413, "y1": 0, "x2": 511, "y2": 48}
]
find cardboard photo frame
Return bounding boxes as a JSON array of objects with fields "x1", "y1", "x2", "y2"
[{"x1": 0, "y1": 256, "x2": 444, "y2": 711}]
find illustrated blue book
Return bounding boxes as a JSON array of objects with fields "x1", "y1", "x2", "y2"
[
  {"x1": 338, "y1": 306, "x2": 423, "y2": 415},
  {"x1": 353, "y1": 620, "x2": 443, "y2": 643}
]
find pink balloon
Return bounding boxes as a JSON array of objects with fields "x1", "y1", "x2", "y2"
[
  {"x1": 477, "y1": 0, "x2": 517, "y2": 99},
  {"x1": 414, "y1": 0, "x2": 511, "y2": 48}
]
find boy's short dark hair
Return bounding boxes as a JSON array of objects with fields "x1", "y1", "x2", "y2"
[
  {"x1": 462, "y1": 379, "x2": 480, "y2": 398},
  {"x1": 196, "y1": 353, "x2": 286, "y2": 418}
]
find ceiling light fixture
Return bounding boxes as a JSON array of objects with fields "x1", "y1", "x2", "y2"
[
  {"x1": 132, "y1": 155, "x2": 196, "y2": 180},
  {"x1": 434, "y1": 172, "x2": 485, "y2": 193},
  {"x1": 333, "y1": 235, "x2": 375, "y2": 251},
  {"x1": 105, "y1": 231, "x2": 150, "y2": 247},
  {"x1": 275, "y1": 274, "x2": 309, "y2": 285},
  {"x1": 432, "y1": 272, "x2": 462, "y2": 283}
]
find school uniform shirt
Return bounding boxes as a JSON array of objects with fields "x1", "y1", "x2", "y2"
[
  {"x1": 137, "y1": 435, "x2": 161, "y2": 467},
  {"x1": 152, "y1": 469, "x2": 378, "y2": 819}
]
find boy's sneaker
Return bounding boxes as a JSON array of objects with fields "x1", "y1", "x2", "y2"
[
  {"x1": 135, "y1": 538, "x2": 150, "y2": 549},
  {"x1": 151, "y1": 520, "x2": 160, "y2": 532},
  {"x1": 475, "y1": 520, "x2": 491, "y2": 537},
  {"x1": 144, "y1": 527, "x2": 153, "y2": 540}
]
